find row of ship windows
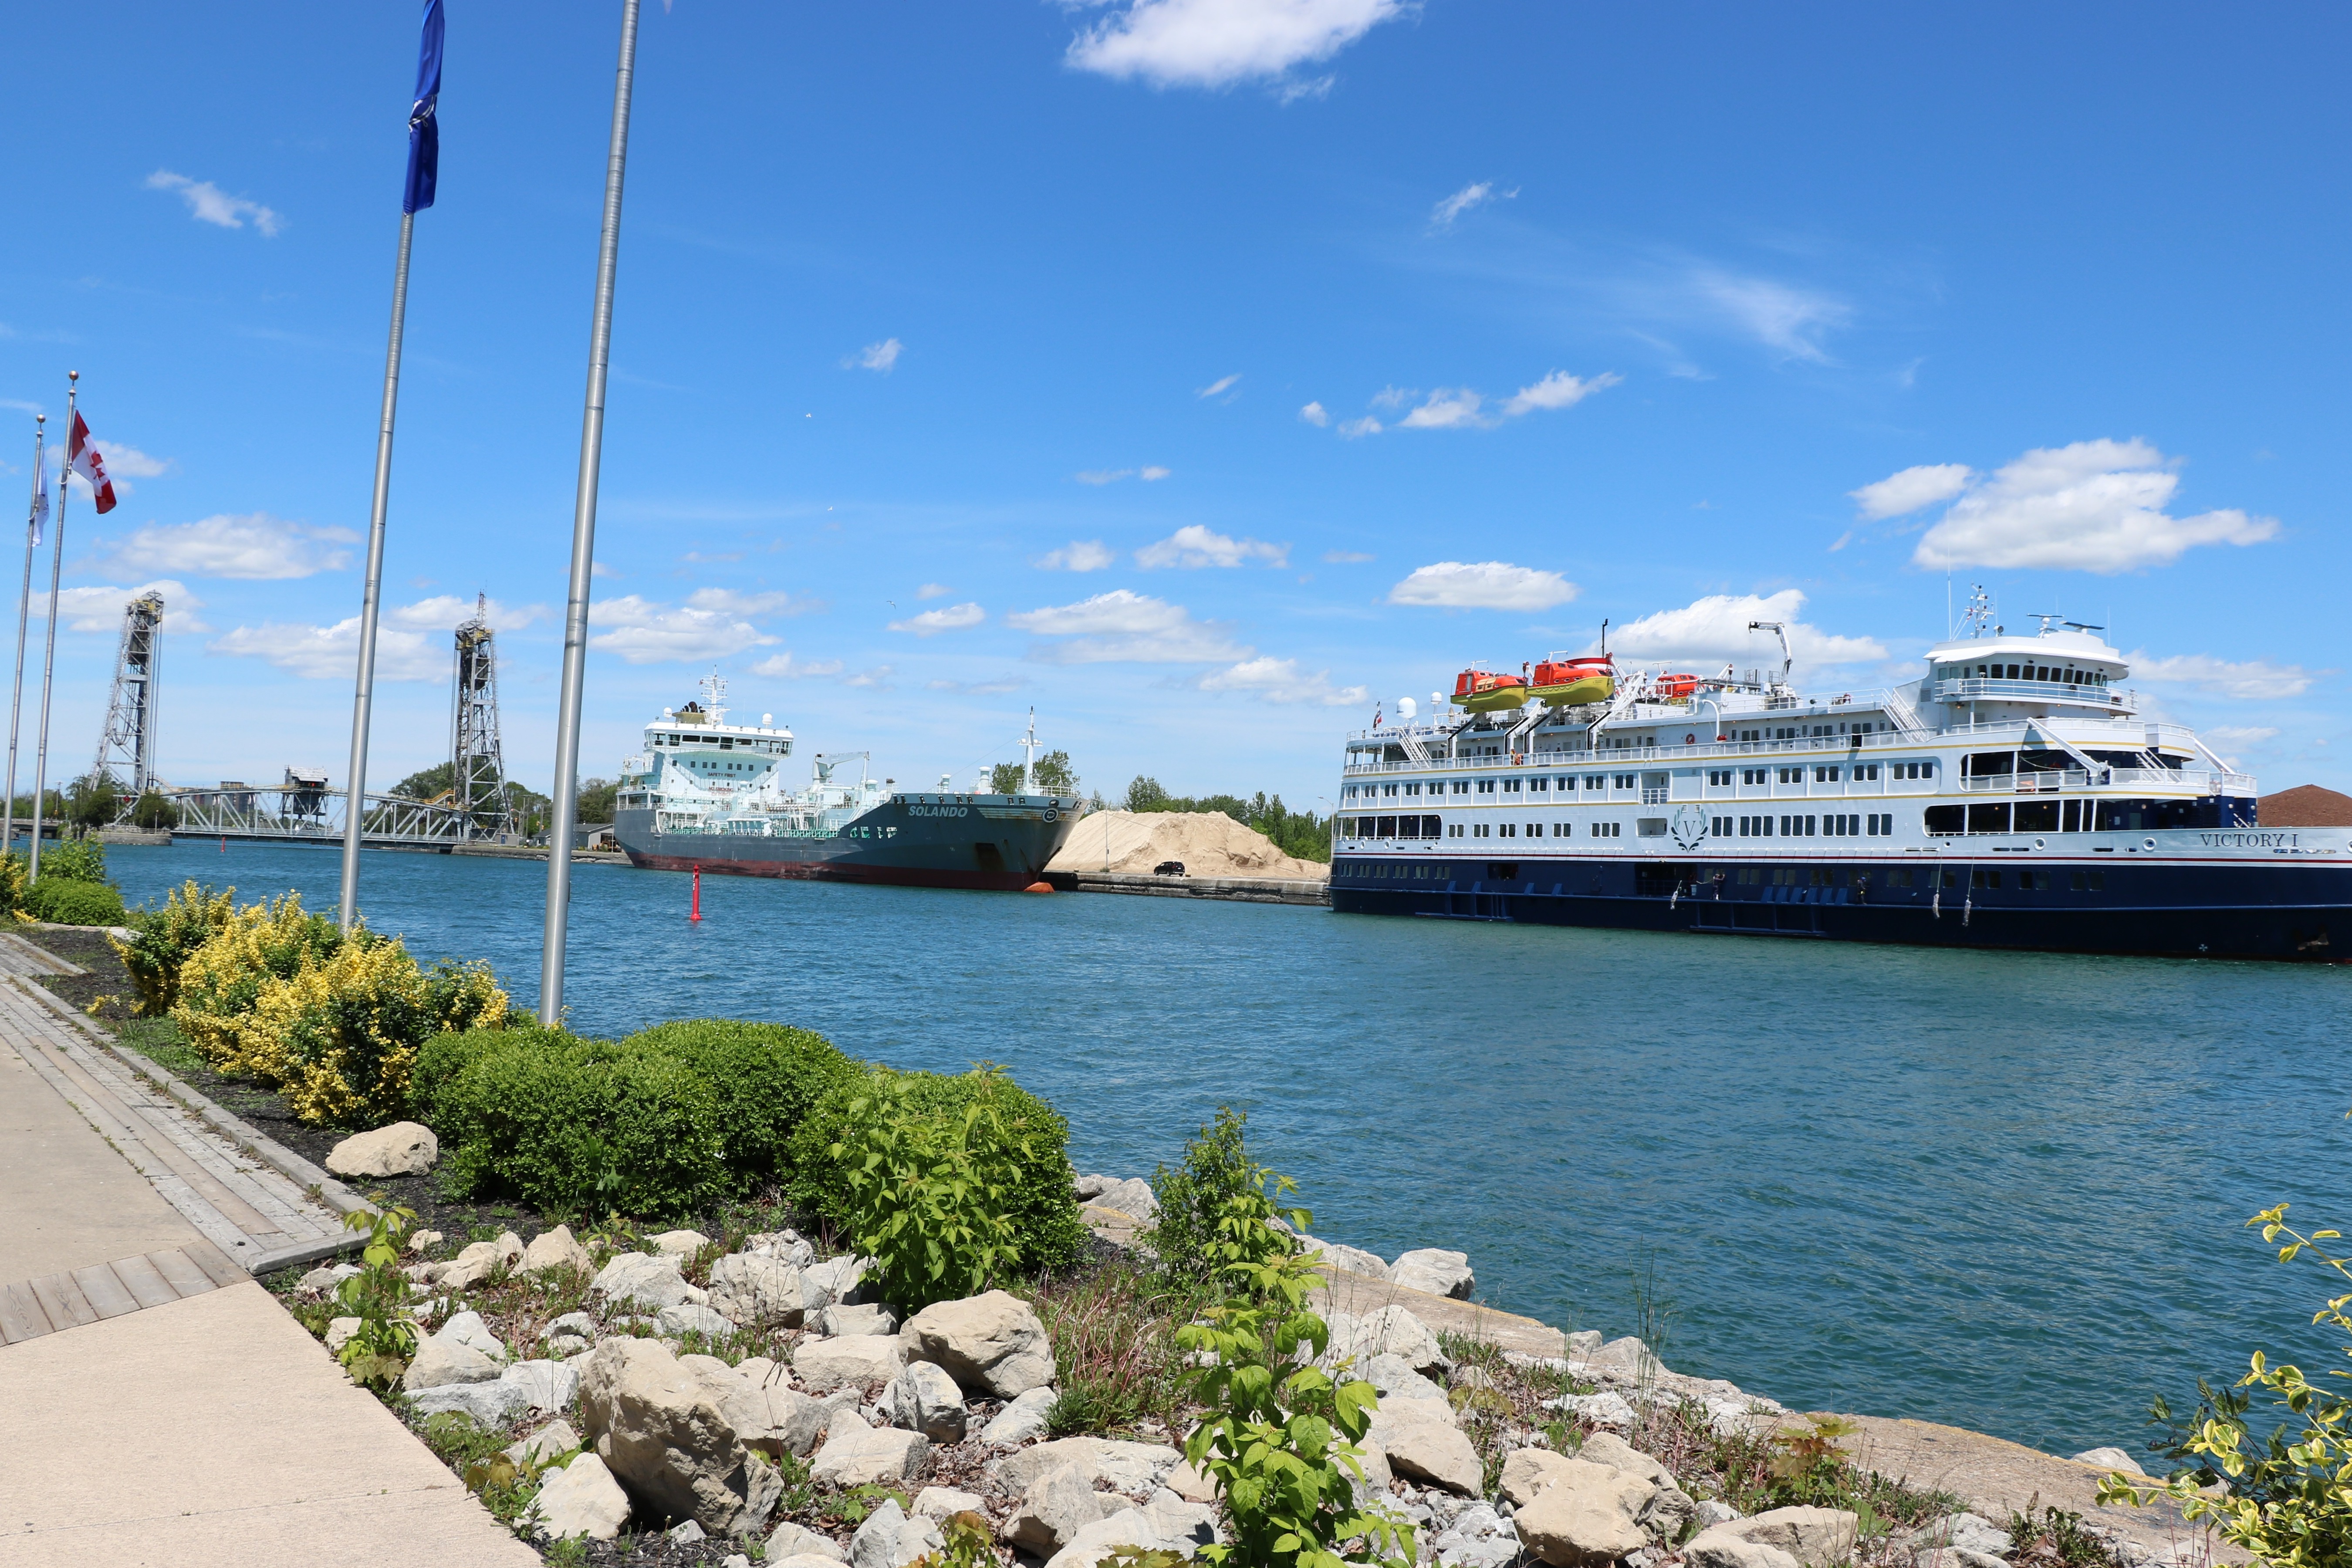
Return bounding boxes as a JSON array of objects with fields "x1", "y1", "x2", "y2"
[
  {"x1": 1333, "y1": 861, "x2": 2109, "y2": 891},
  {"x1": 1932, "y1": 662, "x2": 2110, "y2": 686},
  {"x1": 1348, "y1": 760, "x2": 1940, "y2": 800},
  {"x1": 1341, "y1": 795, "x2": 2248, "y2": 840},
  {"x1": 654, "y1": 734, "x2": 791, "y2": 754}
]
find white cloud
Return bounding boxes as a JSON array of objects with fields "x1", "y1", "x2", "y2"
[
  {"x1": 1501, "y1": 369, "x2": 1620, "y2": 416},
  {"x1": 1065, "y1": 0, "x2": 1406, "y2": 90},
  {"x1": 1850, "y1": 463, "x2": 1973, "y2": 521},
  {"x1": 685, "y1": 587, "x2": 815, "y2": 618},
  {"x1": 1075, "y1": 468, "x2": 1133, "y2": 485},
  {"x1": 1338, "y1": 416, "x2": 1382, "y2": 438},
  {"x1": 1140, "y1": 465, "x2": 1172, "y2": 482},
  {"x1": 1007, "y1": 588, "x2": 1249, "y2": 663},
  {"x1": 2130, "y1": 652, "x2": 2316, "y2": 700},
  {"x1": 1323, "y1": 549, "x2": 1373, "y2": 563},
  {"x1": 1198, "y1": 373, "x2": 1241, "y2": 399},
  {"x1": 388, "y1": 595, "x2": 546, "y2": 632},
  {"x1": 1430, "y1": 180, "x2": 1514, "y2": 230},
  {"x1": 210, "y1": 618, "x2": 439, "y2": 681},
  {"x1": 592, "y1": 560, "x2": 621, "y2": 579},
  {"x1": 1398, "y1": 389, "x2": 1487, "y2": 429},
  {"x1": 1136, "y1": 524, "x2": 1287, "y2": 568},
  {"x1": 1908, "y1": 439, "x2": 2279, "y2": 573},
  {"x1": 889, "y1": 602, "x2": 986, "y2": 636},
  {"x1": 1299, "y1": 401, "x2": 1329, "y2": 427},
  {"x1": 916, "y1": 583, "x2": 953, "y2": 600},
  {"x1": 587, "y1": 593, "x2": 781, "y2": 664},
  {"x1": 145, "y1": 170, "x2": 282, "y2": 236},
  {"x1": 2205, "y1": 725, "x2": 2281, "y2": 753},
  {"x1": 842, "y1": 665, "x2": 895, "y2": 689},
  {"x1": 1035, "y1": 540, "x2": 1117, "y2": 571},
  {"x1": 1388, "y1": 561, "x2": 1578, "y2": 612},
  {"x1": 1602, "y1": 590, "x2": 1886, "y2": 672},
  {"x1": 105, "y1": 513, "x2": 358, "y2": 580},
  {"x1": 50, "y1": 580, "x2": 209, "y2": 635},
  {"x1": 847, "y1": 337, "x2": 902, "y2": 372},
  {"x1": 749, "y1": 651, "x2": 845, "y2": 679},
  {"x1": 87, "y1": 443, "x2": 170, "y2": 479},
  {"x1": 1692, "y1": 271, "x2": 1848, "y2": 362},
  {"x1": 929, "y1": 676, "x2": 1027, "y2": 695},
  {"x1": 1199, "y1": 655, "x2": 1369, "y2": 706}
]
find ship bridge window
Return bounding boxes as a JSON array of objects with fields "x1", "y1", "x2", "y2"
[{"x1": 1476, "y1": 780, "x2": 1495, "y2": 795}]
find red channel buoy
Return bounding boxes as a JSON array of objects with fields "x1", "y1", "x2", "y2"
[
  {"x1": 1024, "y1": 881, "x2": 1054, "y2": 894},
  {"x1": 689, "y1": 865, "x2": 703, "y2": 923}
]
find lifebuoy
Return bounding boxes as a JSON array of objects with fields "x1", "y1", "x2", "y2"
[{"x1": 1685, "y1": 733, "x2": 1695, "y2": 744}]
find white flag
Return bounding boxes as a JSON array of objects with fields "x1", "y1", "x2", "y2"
[{"x1": 25, "y1": 439, "x2": 44, "y2": 545}]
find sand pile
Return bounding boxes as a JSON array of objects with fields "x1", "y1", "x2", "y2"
[{"x1": 1048, "y1": 810, "x2": 1330, "y2": 881}]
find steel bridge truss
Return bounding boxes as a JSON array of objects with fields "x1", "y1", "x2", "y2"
[{"x1": 166, "y1": 784, "x2": 481, "y2": 848}]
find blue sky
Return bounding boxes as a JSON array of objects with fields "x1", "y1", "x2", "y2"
[{"x1": 2, "y1": 1, "x2": 2345, "y2": 809}]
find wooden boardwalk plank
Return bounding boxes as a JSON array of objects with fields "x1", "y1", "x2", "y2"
[
  {"x1": 108, "y1": 1254, "x2": 179, "y2": 1311},
  {"x1": 147, "y1": 1249, "x2": 216, "y2": 1300},
  {"x1": 71, "y1": 1263, "x2": 140, "y2": 1320},
  {"x1": 0, "y1": 1280, "x2": 54, "y2": 1343},
  {"x1": 27, "y1": 1271, "x2": 97, "y2": 1330},
  {"x1": 181, "y1": 1236, "x2": 250, "y2": 1287}
]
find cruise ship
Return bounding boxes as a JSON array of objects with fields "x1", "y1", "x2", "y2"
[
  {"x1": 612, "y1": 676, "x2": 1080, "y2": 891},
  {"x1": 1330, "y1": 598, "x2": 2348, "y2": 960}
]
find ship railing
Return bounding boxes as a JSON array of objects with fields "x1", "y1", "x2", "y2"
[
  {"x1": 1931, "y1": 678, "x2": 2137, "y2": 710},
  {"x1": 1954, "y1": 766, "x2": 2251, "y2": 795}
]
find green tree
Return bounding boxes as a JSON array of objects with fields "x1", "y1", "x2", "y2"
[
  {"x1": 65, "y1": 773, "x2": 121, "y2": 836},
  {"x1": 576, "y1": 777, "x2": 618, "y2": 824},
  {"x1": 389, "y1": 762, "x2": 456, "y2": 801},
  {"x1": 1119, "y1": 779, "x2": 1332, "y2": 863},
  {"x1": 991, "y1": 751, "x2": 1076, "y2": 795},
  {"x1": 132, "y1": 791, "x2": 179, "y2": 831}
]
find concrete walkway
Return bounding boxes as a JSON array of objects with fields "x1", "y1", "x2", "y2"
[{"x1": 0, "y1": 967, "x2": 537, "y2": 1566}]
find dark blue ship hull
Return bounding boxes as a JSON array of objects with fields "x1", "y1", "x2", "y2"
[
  {"x1": 615, "y1": 795, "x2": 1079, "y2": 892},
  {"x1": 1330, "y1": 850, "x2": 2352, "y2": 960}
]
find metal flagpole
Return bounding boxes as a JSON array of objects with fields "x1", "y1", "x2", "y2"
[
  {"x1": 338, "y1": 209, "x2": 417, "y2": 930},
  {"x1": 29, "y1": 375, "x2": 75, "y2": 879},
  {"x1": 540, "y1": 0, "x2": 641, "y2": 1026},
  {"x1": 4, "y1": 415, "x2": 44, "y2": 859}
]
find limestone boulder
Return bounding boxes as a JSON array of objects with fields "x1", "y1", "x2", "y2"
[
  {"x1": 914, "y1": 1487, "x2": 988, "y2": 1524},
  {"x1": 765, "y1": 1521, "x2": 848, "y2": 1563},
  {"x1": 651, "y1": 1229, "x2": 710, "y2": 1257},
  {"x1": 1430, "y1": 1502, "x2": 1521, "y2": 1568},
  {"x1": 710, "y1": 1254, "x2": 808, "y2": 1328},
  {"x1": 505, "y1": 1420, "x2": 582, "y2": 1469},
  {"x1": 850, "y1": 1499, "x2": 944, "y2": 1568},
  {"x1": 324, "y1": 1316, "x2": 362, "y2": 1355},
  {"x1": 775, "y1": 1555, "x2": 855, "y2": 1568},
  {"x1": 1300, "y1": 1236, "x2": 1390, "y2": 1278},
  {"x1": 434, "y1": 1309, "x2": 510, "y2": 1364},
  {"x1": 902, "y1": 1290, "x2": 1056, "y2": 1399},
  {"x1": 325, "y1": 1121, "x2": 438, "y2": 1178},
  {"x1": 533, "y1": 1452, "x2": 633, "y2": 1542},
  {"x1": 693, "y1": 1357, "x2": 829, "y2": 1459},
  {"x1": 1088, "y1": 1178, "x2": 1159, "y2": 1220},
  {"x1": 889, "y1": 1360, "x2": 970, "y2": 1443},
  {"x1": 794, "y1": 1334, "x2": 907, "y2": 1392},
  {"x1": 1511, "y1": 1456, "x2": 1653, "y2": 1567},
  {"x1": 591, "y1": 1251, "x2": 707, "y2": 1314},
  {"x1": 1577, "y1": 1430, "x2": 1695, "y2": 1536},
  {"x1": 2071, "y1": 1448, "x2": 2146, "y2": 1477},
  {"x1": 1324, "y1": 1305, "x2": 1450, "y2": 1380},
  {"x1": 981, "y1": 1386, "x2": 1057, "y2": 1447},
  {"x1": 1499, "y1": 1447, "x2": 1578, "y2": 1508},
  {"x1": 1142, "y1": 1489, "x2": 1219, "y2": 1552},
  {"x1": 1386, "y1": 1248, "x2": 1475, "y2": 1299},
  {"x1": 433, "y1": 1231, "x2": 525, "y2": 1291},
  {"x1": 410, "y1": 1373, "x2": 535, "y2": 1427},
  {"x1": 523, "y1": 1225, "x2": 591, "y2": 1276},
  {"x1": 1546, "y1": 1391, "x2": 1636, "y2": 1431},
  {"x1": 1008, "y1": 1463, "x2": 1121, "y2": 1554},
  {"x1": 815, "y1": 1303, "x2": 900, "y2": 1338},
  {"x1": 1371, "y1": 1410, "x2": 1483, "y2": 1497},
  {"x1": 1043, "y1": 1507, "x2": 1180, "y2": 1568},
  {"x1": 811, "y1": 1420, "x2": 929, "y2": 1487},
  {"x1": 800, "y1": 1256, "x2": 868, "y2": 1313},
  {"x1": 657, "y1": 1302, "x2": 735, "y2": 1340},
  {"x1": 993, "y1": 1436, "x2": 1186, "y2": 1496},
  {"x1": 1163, "y1": 1460, "x2": 1218, "y2": 1504},
  {"x1": 1362, "y1": 1352, "x2": 1447, "y2": 1406},
  {"x1": 1901, "y1": 1513, "x2": 2016, "y2": 1560},
  {"x1": 579, "y1": 1336, "x2": 782, "y2": 1535},
  {"x1": 743, "y1": 1230, "x2": 818, "y2": 1269},
  {"x1": 403, "y1": 1333, "x2": 501, "y2": 1391},
  {"x1": 1683, "y1": 1527, "x2": 1803, "y2": 1568},
  {"x1": 1720, "y1": 1507, "x2": 1859, "y2": 1568}
]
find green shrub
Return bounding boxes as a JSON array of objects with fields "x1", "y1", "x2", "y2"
[
  {"x1": 24, "y1": 876, "x2": 128, "y2": 926},
  {"x1": 831, "y1": 1071, "x2": 1031, "y2": 1312},
  {"x1": 112, "y1": 881, "x2": 238, "y2": 1015},
  {"x1": 1146, "y1": 1106, "x2": 1298, "y2": 1287},
  {"x1": 424, "y1": 1028, "x2": 729, "y2": 1217},
  {"x1": 618, "y1": 1018, "x2": 860, "y2": 1180},
  {"x1": 790, "y1": 1064, "x2": 1086, "y2": 1275},
  {"x1": 37, "y1": 837, "x2": 108, "y2": 883}
]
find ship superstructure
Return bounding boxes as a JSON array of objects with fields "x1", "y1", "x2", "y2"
[
  {"x1": 1331, "y1": 597, "x2": 2348, "y2": 960},
  {"x1": 612, "y1": 676, "x2": 1080, "y2": 890}
]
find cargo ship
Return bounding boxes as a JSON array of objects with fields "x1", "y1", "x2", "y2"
[
  {"x1": 612, "y1": 676, "x2": 1080, "y2": 890},
  {"x1": 1330, "y1": 593, "x2": 2352, "y2": 960}
]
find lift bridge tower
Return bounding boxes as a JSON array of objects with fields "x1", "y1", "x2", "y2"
[
  {"x1": 450, "y1": 596, "x2": 512, "y2": 841},
  {"x1": 93, "y1": 590, "x2": 165, "y2": 801}
]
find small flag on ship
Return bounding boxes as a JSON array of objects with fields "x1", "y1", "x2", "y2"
[
  {"x1": 66, "y1": 411, "x2": 115, "y2": 514},
  {"x1": 404, "y1": 0, "x2": 445, "y2": 215}
]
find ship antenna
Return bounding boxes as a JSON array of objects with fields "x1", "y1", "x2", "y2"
[{"x1": 1020, "y1": 707, "x2": 1038, "y2": 795}]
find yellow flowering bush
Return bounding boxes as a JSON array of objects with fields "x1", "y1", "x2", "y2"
[
  {"x1": 170, "y1": 889, "x2": 509, "y2": 1125},
  {"x1": 111, "y1": 879, "x2": 239, "y2": 1016}
]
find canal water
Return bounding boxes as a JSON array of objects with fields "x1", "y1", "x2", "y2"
[{"x1": 108, "y1": 839, "x2": 2352, "y2": 1457}]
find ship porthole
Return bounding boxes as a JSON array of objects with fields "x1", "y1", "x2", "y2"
[
  {"x1": 1044, "y1": 810, "x2": 1058, "y2": 822},
  {"x1": 2144, "y1": 837, "x2": 2157, "y2": 850},
  {"x1": 2033, "y1": 837, "x2": 2046, "y2": 850}
]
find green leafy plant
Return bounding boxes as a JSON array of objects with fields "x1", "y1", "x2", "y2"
[
  {"x1": 23, "y1": 875, "x2": 128, "y2": 927},
  {"x1": 820, "y1": 1484, "x2": 912, "y2": 1527},
  {"x1": 831, "y1": 1069, "x2": 1031, "y2": 1312},
  {"x1": 1025, "y1": 1255, "x2": 1207, "y2": 1437},
  {"x1": 1766, "y1": 1415, "x2": 1863, "y2": 1494},
  {"x1": 2101, "y1": 1204, "x2": 2352, "y2": 1568},
  {"x1": 39, "y1": 829, "x2": 110, "y2": 882},
  {"x1": 1179, "y1": 1227, "x2": 1414, "y2": 1568},
  {"x1": 334, "y1": 1203, "x2": 420, "y2": 1389},
  {"x1": 112, "y1": 881, "x2": 238, "y2": 1016},
  {"x1": 914, "y1": 1511, "x2": 998, "y2": 1568},
  {"x1": 1146, "y1": 1107, "x2": 1300, "y2": 1290}
]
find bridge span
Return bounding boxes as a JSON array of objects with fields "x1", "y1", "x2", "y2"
[{"x1": 164, "y1": 781, "x2": 505, "y2": 851}]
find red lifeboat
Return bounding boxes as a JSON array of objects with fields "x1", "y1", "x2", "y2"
[
  {"x1": 1656, "y1": 672, "x2": 1700, "y2": 700},
  {"x1": 1450, "y1": 668, "x2": 1531, "y2": 712}
]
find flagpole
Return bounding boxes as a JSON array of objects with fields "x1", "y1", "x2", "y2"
[
  {"x1": 29, "y1": 375, "x2": 75, "y2": 880},
  {"x1": 540, "y1": 0, "x2": 641, "y2": 1027},
  {"x1": 337, "y1": 208, "x2": 417, "y2": 931},
  {"x1": 3, "y1": 415, "x2": 43, "y2": 860}
]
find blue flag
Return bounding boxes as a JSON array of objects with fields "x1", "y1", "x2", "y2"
[{"x1": 403, "y1": 0, "x2": 445, "y2": 215}]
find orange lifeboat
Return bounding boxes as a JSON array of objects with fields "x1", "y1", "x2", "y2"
[
  {"x1": 1450, "y1": 668, "x2": 1531, "y2": 713},
  {"x1": 1527, "y1": 656, "x2": 1615, "y2": 708},
  {"x1": 1656, "y1": 672, "x2": 1700, "y2": 701}
]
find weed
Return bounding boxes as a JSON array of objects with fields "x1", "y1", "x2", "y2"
[
  {"x1": 1024, "y1": 1256, "x2": 1207, "y2": 1436},
  {"x1": 333, "y1": 1204, "x2": 419, "y2": 1390},
  {"x1": 542, "y1": 1538, "x2": 588, "y2": 1568},
  {"x1": 911, "y1": 1511, "x2": 998, "y2": 1568},
  {"x1": 820, "y1": 1484, "x2": 911, "y2": 1527},
  {"x1": 830, "y1": 1069, "x2": 1031, "y2": 1311},
  {"x1": 2006, "y1": 1506, "x2": 2124, "y2": 1568}
]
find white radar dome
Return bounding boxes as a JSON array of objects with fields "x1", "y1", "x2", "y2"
[{"x1": 1397, "y1": 697, "x2": 1417, "y2": 718}]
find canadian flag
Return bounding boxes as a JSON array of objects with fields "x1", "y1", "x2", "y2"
[{"x1": 68, "y1": 410, "x2": 117, "y2": 514}]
